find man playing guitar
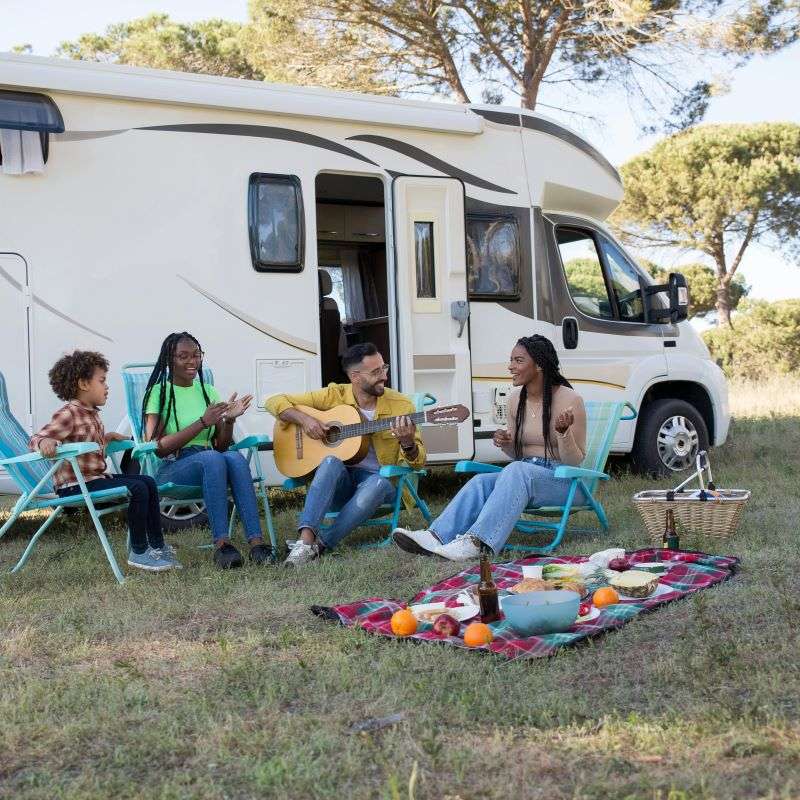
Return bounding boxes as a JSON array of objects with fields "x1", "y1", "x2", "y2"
[{"x1": 265, "y1": 342, "x2": 426, "y2": 565}]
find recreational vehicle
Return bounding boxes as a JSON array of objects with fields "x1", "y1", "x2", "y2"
[{"x1": 0, "y1": 53, "x2": 729, "y2": 510}]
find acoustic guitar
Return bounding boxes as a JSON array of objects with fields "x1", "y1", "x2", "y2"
[{"x1": 272, "y1": 403, "x2": 470, "y2": 478}]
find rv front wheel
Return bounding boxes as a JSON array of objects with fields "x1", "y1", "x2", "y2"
[{"x1": 631, "y1": 398, "x2": 709, "y2": 477}]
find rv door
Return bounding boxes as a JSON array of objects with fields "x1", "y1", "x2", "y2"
[
  {"x1": 0, "y1": 253, "x2": 33, "y2": 491},
  {"x1": 391, "y1": 176, "x2": 474, "y2": 462}
]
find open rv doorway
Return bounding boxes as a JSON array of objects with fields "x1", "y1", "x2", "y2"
[{"x1": 314, "y1": 174, "x2": 390, "y2": 385}]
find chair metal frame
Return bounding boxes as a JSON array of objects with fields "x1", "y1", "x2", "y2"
[
  {"x1": 0, "y1": 370, "x2": 135, "y2": 583},
  {"x1": 455, "y1": 401, "x2": 637, "y2": 554},
  {"x1": 121, "y1": 363, "x2": 277, "y2": 551},
  {"x1": 281, "y1": 393, "x2": 436, "y2": 549}
]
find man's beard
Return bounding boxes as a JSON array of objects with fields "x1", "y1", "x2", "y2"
[{"x1": 364, "y1": 380, "x2": 386, "y2": 397}]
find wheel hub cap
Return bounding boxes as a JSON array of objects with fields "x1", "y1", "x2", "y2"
[{"x1": 657, "y1": 415, "x2": 699, "y2": 471}]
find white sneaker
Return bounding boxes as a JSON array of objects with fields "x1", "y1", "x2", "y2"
[
  {"x1": 392, "y1": 528, "x2": 441, "y2": 556},
  {"x1": 433, "y1": 533, "x2": 482, "y2": 562},
  {"x1": 284, "y1": 540, "x2": 321, "y2": 567}
]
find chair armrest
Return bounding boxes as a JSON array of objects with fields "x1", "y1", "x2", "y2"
[
  {"x1": 131, "y1": 442, "x2": 158, "y2": 461},
  {"x1": 1, "y1": 442, "x2": 100, "y2": 466},
  {"x1": 621, "y1": 401, "x2": 637, "y2": 421},
  {"x1": 455, "y1": 460, "x2": 503, "y2": 474},
  {"x1": 229, "y1": 434, "x2": 272, "y2": 452},
  {"x1": 105, "y1": 439, "x2": 134, "y2": 455},
  {"x1": 553, "y1": 465, "x2": 609, "y2": 481},
  {"x1": 379, "y1": 465, "x2": 427, "y2": 478},
  {"x1": 282, "y1": 477, "x2": 308, "y2": 490}
]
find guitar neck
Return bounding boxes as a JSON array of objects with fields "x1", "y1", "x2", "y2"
[{"x1": 337, "y1": 410, "x2": 427, "y2": 440}]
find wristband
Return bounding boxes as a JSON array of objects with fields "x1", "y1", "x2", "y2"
[
  {"x1": 199, "y1": 415, "x2": 208, "y2": 428},
  {"x1": 400, "y1": 441, "x2": 416, "y2": 453}
]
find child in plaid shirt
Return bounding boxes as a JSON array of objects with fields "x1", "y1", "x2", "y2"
[{"x1": 30, "y1": 351, "x2": 181, "y2": 572}]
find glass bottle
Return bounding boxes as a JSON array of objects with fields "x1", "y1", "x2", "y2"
[
  {"x1": 662, "y1": 509, "x2": 680, "y2": 551},
  {"x1": 478, "y1": 547, "x2": 501, "y2": 623}
]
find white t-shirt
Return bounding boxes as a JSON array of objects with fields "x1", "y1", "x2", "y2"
[{"x1": 354, "y1": 406, "x2": 381, "y2": 473}]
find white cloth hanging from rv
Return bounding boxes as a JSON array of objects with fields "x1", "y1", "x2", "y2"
[
  {"x1": 340, "y1": 248, "x2": 366, "y2": 322},
  {"x1": 0, "y1": 129, "x2": 44, "y2": 175}
]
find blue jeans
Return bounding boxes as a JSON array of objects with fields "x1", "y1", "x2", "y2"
[
  {"x1": 298, "y1": 456, "x2": 396, "y2": 549},
  {"x1": 57, "y1": 474, "x2": 163, "y2": 555},
  {"x1": 430, "y1": 458, "x2": 586, "y2": 554},
  {"x1": 156, "y1": 447, "x2": 263, "y2": 544}
]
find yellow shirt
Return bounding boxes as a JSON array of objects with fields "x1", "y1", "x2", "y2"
[{"x1": 265, "y1": 383, "x2": 427, "y2": 471}]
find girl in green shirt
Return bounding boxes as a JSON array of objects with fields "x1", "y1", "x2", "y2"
[{"x1": 142, "y1": 331, "x2": 273, "y2": 569}]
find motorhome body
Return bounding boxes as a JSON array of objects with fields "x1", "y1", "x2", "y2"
[{"x1": 0, "y1": 53, "x2": 729, "y2": 499}]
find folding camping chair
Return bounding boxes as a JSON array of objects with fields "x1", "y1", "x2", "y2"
[
  {"x1": 0, "y1": 370, "x2": 134, "y2": 583},
  {"x1": 121, "y1": 363, "x2": 277, "y2": 551},
  {"x1": 455, "y1": 401, "x2": 637, "y2": 554},
  {"x1": 281, "y1": 392, "x2": 436, "y2": 549}
]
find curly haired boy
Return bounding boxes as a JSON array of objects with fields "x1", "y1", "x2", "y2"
[{"x1": 29, "y1": 350, "x2": 181, "y2": 572}]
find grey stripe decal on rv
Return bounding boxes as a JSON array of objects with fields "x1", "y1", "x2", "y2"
[
  {"x1": 178, "y1": 275, "x2": 317, "y2": 355},
  {"x1": 521, "y1": 117, "x2": 621, "y2": 184},
  {"x1": 0, "y1": 264, "x2": 113, "y2": 342},
  {"x1": 138, "y1": 124, "x2": 379, "y2": 166},
  {"x1": 471, "y1": 108, "x2": 522, "y2": 127},
  {"x1": 53, "y1": 130, "x2": 129, "y2": 142},
  {"x1": 347, "y1": 134, "x2": 515, "y2": 195}
]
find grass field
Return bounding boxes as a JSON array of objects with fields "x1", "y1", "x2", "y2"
[{"x1": 1, "y1": 377, "x2": 799, "y2": 799}]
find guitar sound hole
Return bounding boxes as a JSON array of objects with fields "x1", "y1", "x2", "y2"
[{"x1": 325, "y1": 424, "x2": 342, "y2": 445}]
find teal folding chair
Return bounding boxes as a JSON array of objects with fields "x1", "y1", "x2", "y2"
[
  {"x1": 0, "y1": 370, "x2": 134, "y2": 583},
  {"x1": 455, "y1": 401, "x2": 637, "y2": 554},
  {"x1": 121, "y1": 363, "x2": 277, "y2": 551},
  {"x1": 282, "y1": 392, "x2": 436, "y2": 549}
]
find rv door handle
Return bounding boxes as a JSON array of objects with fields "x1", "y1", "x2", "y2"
[
  {"x1": 563, "y1": 317, "x2": 579, "y2": 349},
  {"x1": 451, "y1": 300, "x2": 470, "y2": 337}
]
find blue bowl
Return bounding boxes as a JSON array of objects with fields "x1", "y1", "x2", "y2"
[{"x1": 501, "y1": 589, "x2": 581, "y2": 636}]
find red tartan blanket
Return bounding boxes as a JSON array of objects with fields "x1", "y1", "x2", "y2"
[{"x1": 312, "y1": 549, "x2": 739, "y2": 660}]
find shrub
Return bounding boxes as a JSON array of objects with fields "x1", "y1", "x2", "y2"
[{"x1": 703, "y1": 299, "x2": 800, "y2": 379}]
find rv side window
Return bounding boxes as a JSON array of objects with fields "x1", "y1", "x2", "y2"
[
  {"x1": 414, "y1": 221, "x2": 436, "y2": 298},
  {"x1": 598, "y1": 236, "x2": 646, "y2": 322},
  {"x1": 248, "y1": 174, "x2": 304, "y2": 272},
  {"x1": 556, "y1": 228, "x2": 614, "y2": 320},
  {"x1": 466, "y1": 215, "x2": 521, "y2": 300}
]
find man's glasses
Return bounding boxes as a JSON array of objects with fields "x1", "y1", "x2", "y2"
[
  {"x1": 175, "y1": 350, "x2": 204, "y2": 364},
  {"x1": 353, "y1": 363, "x2": 390, "y2": 379}
]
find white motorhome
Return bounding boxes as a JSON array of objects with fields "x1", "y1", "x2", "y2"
[{"x1": 1, "y1": 53, "x2": 729, "y2": 498}]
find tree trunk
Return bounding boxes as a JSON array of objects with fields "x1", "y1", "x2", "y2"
[{"x1": 716, "y1": 271, "x2": 733, "y2": 327}]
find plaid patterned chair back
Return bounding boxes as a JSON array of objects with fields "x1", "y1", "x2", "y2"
[
  {"x1": 121, "y1": 363, "x2": 215, "y2": 477},
  {"x1": 580, "y1": 401, "x2": 626, "y2": 494},
  {"x1": 0, "y1": 370, "x2": 54, "y2": 494}
]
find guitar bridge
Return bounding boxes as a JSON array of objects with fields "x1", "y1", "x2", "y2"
[{"x1": 295, "y1": 425, "x2": 303, "y2": 460}]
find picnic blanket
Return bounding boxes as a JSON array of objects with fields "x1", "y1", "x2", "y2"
[{"x1": 312, "y1": 548, "x2": 739, "y2": 660}]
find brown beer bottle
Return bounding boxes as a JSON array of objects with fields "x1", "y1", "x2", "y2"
[
  {"x1": 478, "y1": 547, "x2": 501, "y2": 623},
  {"x1": 662, "y1": 509, "x2": 680, "y2": 551}
]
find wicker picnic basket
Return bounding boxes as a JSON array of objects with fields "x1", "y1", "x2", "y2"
[{"x1": 633, "y1": 451, "x2": 750, "y2": 543}]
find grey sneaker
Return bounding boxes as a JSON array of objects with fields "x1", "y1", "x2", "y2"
[
  {"x1": 392, "y1": 528, "x2": 441, "y2": 556},
  {"x1": 152, "y1": 545, "x2": 183, "y2": 569},
  {"x1": 128, "y1": 547, "x2": 176, "y2": 572},
  {"x1": 433, "y1": 533, "x2": 482, "y2": 562},
  {"x1": 284, "y1": 540, "x2": 322, "y2": 567}
]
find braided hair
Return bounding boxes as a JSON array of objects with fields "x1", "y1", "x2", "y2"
[
  {"x1": 141, "y1": 332, "x2": 212, "y2": 441},
  {"x1": 512, "y1": 335, "x2": 572, "y2": 462}
]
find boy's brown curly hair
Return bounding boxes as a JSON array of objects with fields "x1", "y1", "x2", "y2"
[{"x1": 48, "y1": 351, "x2": 110, "y2": 402}]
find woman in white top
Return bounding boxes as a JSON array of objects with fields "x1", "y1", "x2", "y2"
[{"x1": 393, "y1": 335, "x2": 587, "y2": 561}]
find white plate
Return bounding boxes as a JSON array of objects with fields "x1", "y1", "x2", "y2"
[
  {"x1": 576, "y1": 606, "x2": 601, "y2": 623},
  {"x1": 410, "y1": 602, "x2": 480, "y2": 624}
]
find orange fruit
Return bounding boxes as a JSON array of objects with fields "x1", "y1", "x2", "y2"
[
  {"x1": 463, "y1": 622, "x2": 494, "y2": 648},
  {"x1": 390, "y1": 608, "x2": 418, "y2": 637},
  {"x1": 592, "y1": 587, "x2": 620, "y2": 608}
]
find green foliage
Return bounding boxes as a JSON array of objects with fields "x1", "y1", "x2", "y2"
[
  {"x1": 56, "y1": 14, "x2": 262, "y2": 79},
  {"x1": 563, "y1": 258, "x2": 608, "y2": 300},
  {"x1": 612, "y1": 123, "x2": 800, "y2": 323},
  {"x1": 645, "y1": 261, "x2": 749, "y2": 317},
  {"x1": 703, "y1": 299, "x2": 800, "y2": 379}
]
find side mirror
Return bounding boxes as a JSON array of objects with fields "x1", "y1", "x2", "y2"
[
  {"x1": 668, "y1": 272, "x2": 689, "y2": 323},
  {"x1": 642, "y1": 271, "x2": 689, "y2": 324}
]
